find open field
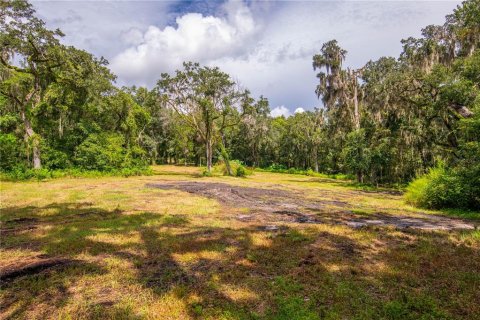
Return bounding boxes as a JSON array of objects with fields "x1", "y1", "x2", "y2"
[{"x1": 1, "y1": 165, "x2": 479, "y2": 319}]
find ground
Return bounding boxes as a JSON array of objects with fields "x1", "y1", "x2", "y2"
[{"x1": 1, "y1": 165, "x2": 479, "y2": 320}]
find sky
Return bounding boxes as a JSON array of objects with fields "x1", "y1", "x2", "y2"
[{"x1": 32, "y1": 0, "x2": 461, "y2": 117}]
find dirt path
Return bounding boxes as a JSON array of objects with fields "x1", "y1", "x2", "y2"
[{"x1": 147, "y1": 181, "x2": 476, "y2": 231}]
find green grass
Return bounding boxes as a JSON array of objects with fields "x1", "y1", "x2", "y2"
[
  {"x1": 1, "y1": 165, "x2": 479, "y2": 319},
  {"x1": 0, "y1": 166, "x2": 153, "y2": 181}
]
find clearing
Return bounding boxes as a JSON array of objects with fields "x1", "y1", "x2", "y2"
[{"x1": 1, "y1": 166, "x2": 479, "y2": 319}]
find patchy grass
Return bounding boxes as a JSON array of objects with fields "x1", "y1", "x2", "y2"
[{"x1": 1, "y1": 165, "x2": 479, "y2": 319}]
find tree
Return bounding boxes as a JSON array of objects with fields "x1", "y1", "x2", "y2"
[
  {"x1": 342, "y1": 129, "x2": 371, "y2": 183},
  {"x1": 0, "y1": 0, "x2": 66, "y2": 168},
  {"x1": 313, "y1": 40, "x2": 347, "y2": 110},
  {"x1": 157, "y1": 62, "x2": 243, "y2": 172}
]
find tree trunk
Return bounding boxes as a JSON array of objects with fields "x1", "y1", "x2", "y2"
[
  {"x1": 206, "y1": 137, "x2": 213, "y2": 172},
  {"x1": 252, "y1": 142, "x2": 259, "y2": 168},
  {"x1": 219, "y1": 142, "x2": 233, "y2": 176},
  {"x1": 21, "y1": 108, "x2": 41, "y2": 169},
  {"x1": 32, "y1": 143, "x2": 41, "y2": 169},
  {"x1": 314, "y1": 147, "x2": 319, "y2": 173},
  {"x1": 357, "y1": 171, "x2": 362, "y2": 183},
  {"x1": 353, "y1": 74, "x2": 360, "y2": 130}
]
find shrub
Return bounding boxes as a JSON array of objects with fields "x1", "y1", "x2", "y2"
[
  {"x1": 212, "y1": 159, "x2": 251, "y2": 177},
  {"x1": 42, "y1": 146, "x2": 70, "y2": 169},
  {"x1": 123, "y1": 145, "x2": 148, "y2": 168},
  {"x1": 73, "y1": 133, "x2": 148, "y2": 171},
  {"x1": 1, "y1": 166, "x2": 54, "y2": 181},
  {"x1": 120, "y1": 166, "x2": 152, "y2": 177},
  {"x1": 405, "y1": 165, "x2": 479, "y2": 210},
  {"x1": 2, "y1": 165, "x2": 35, "y2": 180},
  {"x1": 202, "y1": 169, "x2": 213, "y2": 177},
  {"x1": 74, "y1": 133, "x2": 125, "y2": 170},
  {"x1": 267, "y1": 164, "x2": 287, "y2": 172},
  {"x1": 236, "y1": 165, "x2": 247, "y2": 177},
  {"x1": 0, "y1": 133, "x2": 22, "y2": 171}
]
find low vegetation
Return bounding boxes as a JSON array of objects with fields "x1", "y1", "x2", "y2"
[
  {"x1": 1, "y1": 1, "x2": 479, "y2": 319},
  {"x1": 2, "y1": 0, "x2": 479, "y2": 210},
  {"x1": 405, "y1": 165, "x2": 480, "y2": 210},
  {"x1": 1, "y1": 166, "x2": 479, "y2": 319}
]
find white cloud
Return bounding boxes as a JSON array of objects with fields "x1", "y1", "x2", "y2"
[
  {"x1": 270, "y1": 106, "x2": 291, "y2": 118},
  {"x1": 121, "y1": 28, "x2": 145, "y2": 46},
  {"x1": 33, "y1": 0, "x2": 462, "y2": 113},
  {"x1": 294, "y1": 107, "x2": 305, "y2": 114},
  {"x1": 33, "y1": 1, "x2": 172, "y2": 59},
  {"x1": 110, "y1": 0, "x2": 258, "y2": 86}
]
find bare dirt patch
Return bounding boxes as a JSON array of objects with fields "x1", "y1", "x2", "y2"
[{"x1": 147, "y1": 181, "x2": 476, "y2": 231}]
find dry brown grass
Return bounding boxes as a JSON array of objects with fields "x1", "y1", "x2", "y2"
[{"x1": 1, "y1": 165, "x2": 479, "y2": 319}]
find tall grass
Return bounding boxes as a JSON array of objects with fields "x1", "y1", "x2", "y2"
[{"x1": 405, "y1": 165, "x2": 478, "y2": 210}]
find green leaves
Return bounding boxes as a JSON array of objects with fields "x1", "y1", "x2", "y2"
[{"x1": 341, "y1": 129, "x2": 371, "y2": 182}]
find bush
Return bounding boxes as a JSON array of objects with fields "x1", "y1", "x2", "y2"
[
  {"x1": 202, "y1": 169, "x2": 213, "y2": 177},
  {"x1": 74, "y1": 133, "x2": 125, "y2": 170},
  {"x1": 236, "y1": 165, "x2": 247, "y2": 177},
  {"x1": 119, "y1": 166, "x2": 152, "y2": 177},
  {"x1": 0, "y1": 133, "x2": 22, "y2": 171},
  {"x1": 405, "y1": 165, "x2": 479, "y2": 210},
  {"x1": 211, "y1": 160, "x2": 251, "y2": 177},
  {"x1": 1, "y1": 166, "x2": 54, "y2": 181},
  {"x1": 123, "y1": 145, "x2": 149, "y2": 168},
  {"x1": 74, "y1": 133, "x2": 147, "y2": 171},
  {"x1": 42, "y1": 146, "x2": 70, "y2": 169},
  {"x1": 267, "y1": 164, "x2": 287, "y2": 172}
]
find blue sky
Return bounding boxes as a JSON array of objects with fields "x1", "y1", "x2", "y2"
[{"x1": 33, "y1": 0, "x2": 461, "y2": 117}]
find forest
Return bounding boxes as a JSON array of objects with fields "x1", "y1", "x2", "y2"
[
  {"x1": 1, "y1": 1, "x2": 479, "y2": 206},
  {"x1": 2, "y1": 1, "x2": 480, "y2": 319}
]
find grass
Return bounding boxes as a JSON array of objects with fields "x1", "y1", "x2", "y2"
[{"x1": 1, "y1": 165, "x2": 479, "y2": 319}]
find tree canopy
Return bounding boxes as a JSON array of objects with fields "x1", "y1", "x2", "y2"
[{"x1": 1, "y1": 0, "x2": 479, "y2": 209}]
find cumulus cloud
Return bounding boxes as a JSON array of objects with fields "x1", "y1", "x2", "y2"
[
  {"x1": 110, "y1": 0, "x2": 258, "y2": 85},
  {"x1": 294, "y1": 107, "x2": 305, "y2": 114},
  {"x1": 33, "y1": 0, "x2": 462, "y2": 113},
  {"x1": 121, "y1": 28, "x2": 145, "y2": 46},
  {"x1": 33, "y1": 1, "x2": 172, "y2": 59},
  {"x1": 270, "y1": 106, "x2": 291, "y2": 118}
]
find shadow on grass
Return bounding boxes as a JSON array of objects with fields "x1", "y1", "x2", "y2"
[
  {"x1": 1, "y1": 258, "x2": 107, "y2": 319},
  {"x1": 1, "y1": 201, "x2": 480, "y2": 319}
]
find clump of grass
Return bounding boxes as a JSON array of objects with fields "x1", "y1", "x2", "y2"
[
  {"x1": 281, "y1": 230, "x2": 310, "y2": 243},
  {"x1": 351, "y1": 209, "x2": 374, "y2": 216},
  {"x1": 162, "y1": 215, "x2": 189, "y2": 226}
]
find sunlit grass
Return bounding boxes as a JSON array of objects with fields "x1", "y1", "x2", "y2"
[{"x1": 1, "y1": 165, "x2": 479, "y2": 319}]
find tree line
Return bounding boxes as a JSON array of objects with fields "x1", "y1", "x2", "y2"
[{"x1": 1, "y1": 0, "x2": 479, "y2": 208}]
